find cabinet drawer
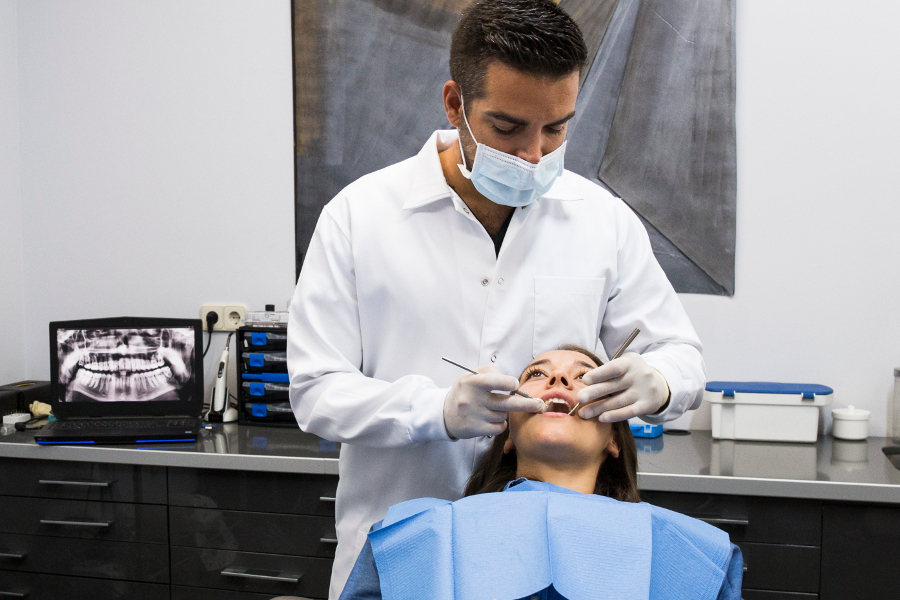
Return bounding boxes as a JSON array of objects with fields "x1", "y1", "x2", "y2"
[
  {"x1": 821, "y1": 503, "x2": 900, "y2": 600},
  {"x1": 172, "y1": 585, "x2": 309, "y2": 600},
  {"x1": 0, "y1": 569, "x2": 169, "y2": 600},
  {"x1": 0, "y1": 533, "x2": 168, "y2": 583},
  {"x1": 0, "y1": 458, "x2": 166, "y2": 504},
  {"x1": 0, "y1": 496, "x2": 167, "y2": 543},
  {"x1": 642, "y1": 491, "x2": 821, "y2": 545},
  {"x1": 740, "y1": 542, "x2": 820, "y2": 593},
  {"x1": 171, "y1": 507, "x2": 336, "y2": 557},
  {"x1": 171, "y1": 545, "x2": 331, "y2": 599},
  {"x1": 742, "y1": 591, "x2": 817, "y2": 600},
  {"x1": 169, "y1": 467, "x2": 337, "y2": 516}
]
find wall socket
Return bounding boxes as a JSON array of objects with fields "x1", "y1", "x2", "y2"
[{"x1": 200, "y1": 304, "x2": 247, "y2": 332}]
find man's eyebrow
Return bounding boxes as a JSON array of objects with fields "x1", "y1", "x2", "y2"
[
  {"x1": 483, "y1": 111, "x2": 577, "y2": 128},
  {"x1": 574, "y1": 360, "x2": 596, "y2": 370}
]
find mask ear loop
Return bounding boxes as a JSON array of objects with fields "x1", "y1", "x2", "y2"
[{"x1": 457, "y1": 91, "x2": 478, "y2": 172}]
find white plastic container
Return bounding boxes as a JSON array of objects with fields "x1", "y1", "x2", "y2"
[
  {"x1": 706, "y1": 382, "x2": 834, "y2": 443},
  {"x1": 831, "y1": 405, "x2": 870, "y2": 440}
]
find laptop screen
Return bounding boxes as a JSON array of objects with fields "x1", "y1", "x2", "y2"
[{"x1": 50, "y1": 317, "x2": 205, "y2": 418}]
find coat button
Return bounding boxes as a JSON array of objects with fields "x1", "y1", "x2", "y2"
[
  {"x1": 463, "y1": 207, "x2": 470, "y2": 214},
  {"x1": 498, "y1": 278, "x2": 504, "y2": 285},
  {"x1": 491, "y1": 355, "x2": 497, "y2": 363},
  {"x1": 481, "y1": 278, "x2": 489, "y2": 286}
]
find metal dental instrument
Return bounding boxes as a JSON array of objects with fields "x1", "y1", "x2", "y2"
[
  {"x1": 441, "y1": 357, "x2": 536, "y2": 400},
  {"x1": 568, "y1": 327, "x2": 641, "y2": 416}
]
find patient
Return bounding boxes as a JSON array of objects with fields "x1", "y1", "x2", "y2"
[{"x1": 338, "y1": 346, "x2": 743, "y2": 600}]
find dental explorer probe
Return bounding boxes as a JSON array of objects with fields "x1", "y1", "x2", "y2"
[
  {"x1": 567, "y1": 327, "x2": 641, "y2": 416},
  {"x1": 441, "y1": 357, "x2": 536, "y2": 400}
]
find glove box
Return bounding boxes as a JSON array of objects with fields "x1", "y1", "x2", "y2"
[{"x1": 706, "y1": 381, "x2": 834, "y2": 443}]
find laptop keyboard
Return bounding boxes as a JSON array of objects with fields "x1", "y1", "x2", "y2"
[{"x1": 52, "y1": 418, "x2": 201, "y2": 431}]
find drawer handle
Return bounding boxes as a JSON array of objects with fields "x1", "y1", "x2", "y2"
[
  {"x1": 320, "y1": 537, "x2": 338, "y2": 544},
  {"x1": 221, "y1": 568, "x2": 301, "y2": 583},
  {"x1": 40, "y1": 519, "x2": 112, "y2": 528},
  {"x1": 319, "y1": 496, "x2": 336, "y2": 502},
  {"x1": 38, "y1": 479, "x2": 111, "y2": 488},
  {"x1": 698, "y1": 517, "x2": 749, "y2": 527},
  {"x1": 0, "y1": 591, "x2": 28, "y2": 598},
  {"x1": 0, "y1": 552, "x2": 26, "y2": 560}
]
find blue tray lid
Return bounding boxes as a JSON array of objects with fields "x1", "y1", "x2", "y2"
[{"x1": 706, "y1": 381, "x2": 833, "y2": 399}]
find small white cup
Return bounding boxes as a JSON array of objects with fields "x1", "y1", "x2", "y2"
[{"x1": 831, "y1": 405, "x2": 870, "y2": 440}]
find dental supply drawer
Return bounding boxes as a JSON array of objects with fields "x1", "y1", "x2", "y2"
[
  {"x1": 168, "y1": 468, "x2": 338, "y2": 516},
  {"x1": 170, "y1": 546, "x2": 331, "y2": 599},
  {"x1": 0, "y1": 496, "x2": 167, "y2": 543},
  {"x1": 169, "y1": 507, "x2": 336, "y2": 558},
  {"x1": 0, "y1": 570, "x2": 169, "y2": 600},
  {"x1": 241, "y1": 331, "x2": 288, "y2": 351},
  {"x1": 241, "y1": 351, "x2": 288, "y2": 373},
  {"x1": 0, "y1": 532, "x2": 169, "y2": 582},
  {"x1": 0, "y1": 457, "x2": 167, "y2": 504},
  {"x1": 242, "y1": 381, "x2": 290, "y2": 401}
]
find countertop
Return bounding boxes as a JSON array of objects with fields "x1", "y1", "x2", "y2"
[{"x1": 2, "y1": 425, "x2": 900, "y2": 503}]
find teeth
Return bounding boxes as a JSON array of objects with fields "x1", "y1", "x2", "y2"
[{"x1": 545, "y1": 399, "x2": 567, "y2": 405}]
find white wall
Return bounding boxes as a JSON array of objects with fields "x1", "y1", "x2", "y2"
[
  {"x1": 15, "y1": 0, "x2": 296, "y2": 390},
  {"x1": 0, "y1": 0, "x2": 25, "y2": 384},
  {"x1": 4, "y1": 1, "x2": 899, "y2": 435},
  {"x1": 669, "y1": 0, "x2": 900, "y2": 436}
]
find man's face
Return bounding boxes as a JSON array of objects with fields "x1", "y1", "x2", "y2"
[{"x1": 457, "y1": 61, "x2": 580, "y2": 166}]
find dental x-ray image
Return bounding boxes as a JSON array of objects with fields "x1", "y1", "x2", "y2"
[{"x1": 57, "y1": 327, "x2": 196, "y2": 403}]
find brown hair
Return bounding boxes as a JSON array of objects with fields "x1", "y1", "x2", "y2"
[
  {"x1": 463, "y1": 345, "x2": 640, "y2": 502},
  {"x1": 449, "y1": 0, "x2": 587, "y2": 101}
]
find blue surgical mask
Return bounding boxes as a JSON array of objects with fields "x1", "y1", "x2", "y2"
[{"x1": 457, "y1": 94, "x2": 566, "y2": 207}]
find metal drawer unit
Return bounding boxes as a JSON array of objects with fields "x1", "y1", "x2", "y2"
[
  {"x1": 0, "y1": 458, "x2": 168, "y2": 599},
  {"x1": 642, "y1": 491, "x2": 822, "y2": 598},
  {"x1": 169, "y1": 467, "x2": 338, "y2": 599}
]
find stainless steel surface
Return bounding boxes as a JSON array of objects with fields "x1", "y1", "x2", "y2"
[
  {"x1": 637, "y1": 431, "x2": 900, "y2": 503},
  {"x1": 441, "y1": 357, "x2": 535, "y2": 399},
  {"x1": 220, "y1": 568, "x2": 301, "y2": 583},
  {"x1": 0, "y1": 424, "x2": 340, "y2": 474},
  {"x1": 38, "y1": 479, "x2": 111, "y2": 487},
  {"x1": 39, "y1": 519, "x2": 112, "y2": 528},
  {"x1": 3, "y1": 425, "x2": 900, "y2": 503}
]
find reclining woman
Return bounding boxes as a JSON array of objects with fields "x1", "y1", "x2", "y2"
[{"x1": 338, "y1": 346, "x2": 743, "y2": 600}]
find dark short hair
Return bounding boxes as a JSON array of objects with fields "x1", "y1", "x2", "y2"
[
  {"x1": 463, "y1": 345, "x2": 640, "y2": 502},
  {"x1": 449, "y1": 0, "x2": 587, "y2": 101}
]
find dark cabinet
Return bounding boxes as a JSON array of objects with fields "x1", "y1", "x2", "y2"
[
  {"x1": 643, "y1": 491, "x2": 822, "y2": 598},
  {"x1": 820, "y1": 503, "x2": 900, "y2": 600},
  {"x1": 0, "y1": 459, "x2": 338, "y2": 600},
  {"x1": 0, "y1": 458, "x2": 169, "y2": 599}
]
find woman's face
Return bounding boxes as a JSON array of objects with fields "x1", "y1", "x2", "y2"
[{"x1": 505, "y1": 350, "x2": 620, "y2": 466}]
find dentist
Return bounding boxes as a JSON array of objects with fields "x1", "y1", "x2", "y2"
[{"x1": 287, "y1": 1, "x2": 705, "y2": 598}]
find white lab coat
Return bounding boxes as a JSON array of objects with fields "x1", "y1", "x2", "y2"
[{"x1": 288, "y1": 130, "x2": 705, "y2": 599}]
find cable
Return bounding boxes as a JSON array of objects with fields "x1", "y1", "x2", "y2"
[{"x1": 203, "y1": 312, "x2": 219, "y2": 357}]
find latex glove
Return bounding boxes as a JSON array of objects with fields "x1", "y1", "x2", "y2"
[
  {"x1": 574, "y1": 353, "x2": 670, "y2": 422},
  {"x1": 443, "y1": 365, "x2": 546, "y2": 440}
]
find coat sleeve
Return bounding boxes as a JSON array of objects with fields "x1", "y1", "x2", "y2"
[
  {"x1": 600, "y1": 205, "x2": 706, "y2": 423},
  {"x1": 288, "y1": 203, "x2": 451, "y2": 447}
]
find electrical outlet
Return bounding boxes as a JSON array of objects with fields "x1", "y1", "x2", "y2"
[
  {"x1": 223, "y1": 305, "x2": 247, "y2": 331},
  {"x1": 200, "y1": 305, "x2": 225, "y2": 331}
]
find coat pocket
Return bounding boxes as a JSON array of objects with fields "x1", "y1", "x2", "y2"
[{"x1": 532, "y1": 276, "x2": 606, "y2": 357}]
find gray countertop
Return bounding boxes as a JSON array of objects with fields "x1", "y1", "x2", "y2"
[
  {"x1": 2, "y1": 425, "x2": 899, "y2": 503},
  {"x1": 0, "y1": 424, "x2": 340, "y2": 475}
]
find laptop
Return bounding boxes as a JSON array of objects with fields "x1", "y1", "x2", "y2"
[{"x1": 35, "y1": 317, "x2": 205, "y2": 445}]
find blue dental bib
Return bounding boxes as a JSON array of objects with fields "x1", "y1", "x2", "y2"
[{"x1": 367, "y1": 480, "x2": 739, "y2": 600}]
